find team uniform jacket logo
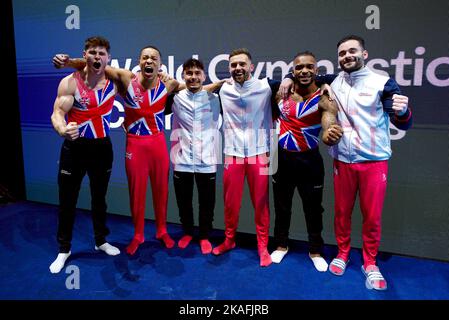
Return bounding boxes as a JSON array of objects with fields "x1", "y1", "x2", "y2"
[
  {"x1": 78, "y1": 96, "x2": 90, "y2": 108},
  {"x1": 132, "y1": 87, "x2": 144, "y2": 104}
]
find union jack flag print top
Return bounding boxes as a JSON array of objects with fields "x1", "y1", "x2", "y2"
[
  {"x1": 123, "y1": 74, "x2": 168, "y2": 135},
  {"x1": 68, "y1": 72, "x2": 116, "y2": 139},
  {"x1": 278, "y1": 89, "x2": 322, "y2": 152}
]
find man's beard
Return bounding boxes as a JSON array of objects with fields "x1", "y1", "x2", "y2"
[
  {"x1": 232, "y1": 70, "x2": 249, "y2": 83},
  {"x1": 340, "y1": 56, "x2": 363, "y2": 72}
]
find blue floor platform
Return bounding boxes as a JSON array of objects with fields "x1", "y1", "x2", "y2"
[{"x1": 0, "y1": 201, "x2": 448, "y2": 301}]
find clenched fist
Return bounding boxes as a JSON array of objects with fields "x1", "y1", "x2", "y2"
[
  {"x1": 322, "y1": 123, "x2": 343, "y2": 146},
  {"x1": 53, "y1": 54, "x2": 70, "y2": 69},
  {"x1": 63, "y1": 122, "x2": 79, "y2": 141},
  {"x1": 392, "y1": 94, "x2": 409, "y2": 116}
]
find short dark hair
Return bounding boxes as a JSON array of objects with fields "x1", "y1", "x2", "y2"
[
  {"x1": 229, "y1": 48, "x2": 252, "y2": 60},
  {"x1": 140, "y1": 45, "x2": 162, "y2": 59},
  {"x1": 293, "y1": 50, "x2": 316, "y2": 61},
  {"x1": 84, "y1": 36, "x2": 110, "y2": 52},
  {"x1": 182, "y1": 58, "x2": 205, "y2": 72},
  {"x1": 337, "y1": 35, "x2": 366, "y2": 49}
]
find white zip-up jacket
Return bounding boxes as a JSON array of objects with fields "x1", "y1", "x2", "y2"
[
  {"x1": 328, "y1": 67, "x2": 412, "y2": 163},
  {"x1": 170, "y1": 89, "x2": 221, "y2": 173},
  {"x1": 219, "y1": 77, "x2": 274, "y2": 157}
]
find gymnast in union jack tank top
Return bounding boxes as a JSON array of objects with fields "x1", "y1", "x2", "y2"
[
  {"x1": 121, "y1": 71, "x2": 176, "y2": 255},
  {"x1": 277, "y1": 89, "x2": 322, "y2": 152},
  {"x1": 123, "y1": 74, "x2": 167, "y2": 135},
  {"x1": 102, "y1": 45, "x2": 181, "y2": 255},
  {"x1": 270, "y1": 51, "x2": 342, "y2": 272},
  {"x1": 121, "y1": 51, "x2": 182, "y2": 256},
  {"x1": 50, "y1": 36, "x2": 121, "y2": 274}
]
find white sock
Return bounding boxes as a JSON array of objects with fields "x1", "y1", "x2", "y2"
[
  {"x1": 309, "y1": 254, "x2": 328, "y2": 272},
  {"x1": 49, "y1": 252, "x2": 71, "y2": 274},
  {"x1": 270, "y1": 248, "x2": 289, "y2": 264},
  {"x1": 95, "y1": 243, "x2": 120, "y2": 256}
]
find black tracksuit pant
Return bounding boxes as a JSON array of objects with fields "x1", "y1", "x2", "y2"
[
  {"x1": 57, "y1": 137, "x2": 113, "y2": 253},
  {"x1": 272, "y1": 147, "x2": 325, "y2": 254},
  {"x1": 173, "y1": 171, "x2": 216, "y2": 239}
]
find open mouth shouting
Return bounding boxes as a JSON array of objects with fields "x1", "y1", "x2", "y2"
[
  {"x1": 143, "y1": 65, "x2": 154, "y2": 76},
  {"x1": 93, "y1": 61, "x2": 101, "y2": 70}
]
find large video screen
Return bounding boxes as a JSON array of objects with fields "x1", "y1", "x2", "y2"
[{"x1": 14, "y1": 0, "x2": 449, "y2": 260}]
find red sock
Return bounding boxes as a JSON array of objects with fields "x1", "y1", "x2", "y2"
[
  {"x1": 259, "y1": 249, "x2": 272, "y2": 267},
  {"x1": 200, "y1": 239, "x2": 212, "y2": 254},
  {"x1": 212, "y1": 238, "x2": 235, "y2": 255},
  {"x1": 126, "y1": 237, "x2": 144, "y2": 255},
  {"x1": 178, "y1": 235, "x2": 193, "y2": 249},
  {"x1": 158, "y1": 233, "x2": 175, "y2": 249}
]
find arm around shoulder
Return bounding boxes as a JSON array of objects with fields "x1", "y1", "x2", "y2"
[
  {"x1": 204, "y1": 78, "x2": 231, "y2": 93},
  {"x1": 163, "y1": 78, "x2": 183, "y2": 94},
  {"x1": 104, "y1": 65, "x2": 133, "y2": 87}
]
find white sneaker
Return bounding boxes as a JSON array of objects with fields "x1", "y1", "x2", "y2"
[
  {"x1": 309, "y1": 254, "x2": 328, "y2": 272},
  {"x1": 95, "y1": 243, "x2": 120, "y2": 256},
  {"x1": 270, "y1": 247, "x2": 289, "y2": 263}
]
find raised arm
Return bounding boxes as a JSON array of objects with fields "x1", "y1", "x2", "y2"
[
  {"x1": 50, "y1": 75, "x2": 78, "y2": 140},
  {"x1": 319, "y1": 94, "x2": 343, "y2": 146},
  {"x1": 53, "y1": 53, "x2": 133, "y2": 93},
  {"x1": 53, "y1": 54, "x2": 85, "y2": 71}
]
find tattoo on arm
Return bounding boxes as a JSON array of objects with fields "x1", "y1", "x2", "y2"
[{"x1": 319, "y1": 96, "x2": 338, "y2": 130}]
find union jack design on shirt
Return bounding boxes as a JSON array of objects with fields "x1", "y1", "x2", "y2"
[
  {"x1": 124, "y1": 74, "x2": 167, "y2": 135},
  {"x1": 278, "y1": 89, "x2": 322, "y2": 152},
  {"x1": 68, "y1": 72, "x2": 116, "y2": 139}
]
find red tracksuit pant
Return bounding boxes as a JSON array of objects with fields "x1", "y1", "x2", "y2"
[
  {"x1": 125, "y1": 132, "x2": 169, "y2": 241},
  {"x1": 223, "y1": 154, "x2": 270, "y2": 251},
  {"x1": 333, "y1": 159, "x2": 388, "y2": 267}
]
